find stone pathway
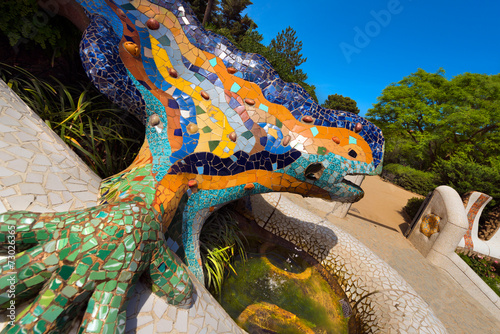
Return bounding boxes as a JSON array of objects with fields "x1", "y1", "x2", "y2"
[{"x1": 284, "y1": 191, "x2": 500, "y2": 334}]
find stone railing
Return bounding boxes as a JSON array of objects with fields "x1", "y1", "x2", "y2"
[{"x1": 407, "y1": 186, "x2": 500, "y2": 321}]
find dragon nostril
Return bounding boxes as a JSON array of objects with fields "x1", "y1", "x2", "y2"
[
  {"x1": 348, "y1": 149, "x2": 358, "y2": 158},
  {"x1": 304, "y1": 163, "x2": 324, "y2": 181}
]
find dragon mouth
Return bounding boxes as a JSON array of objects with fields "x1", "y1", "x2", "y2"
[
  {"x1": 341, "y1": 176, "x2": 363, "y2": 192},
  {"x1": 334, "y1": 175, "x2": 365, "y2": 203},
  {"x1": 303, "y1": 162, "x2": 367, "y2": 203}
]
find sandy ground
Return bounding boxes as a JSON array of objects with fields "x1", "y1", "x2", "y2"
[{"x1": 349, "y1": 175, "x2": 424, "y2": 233}]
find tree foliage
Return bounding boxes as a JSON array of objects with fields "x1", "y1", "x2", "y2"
[
  {"x1": 269, "y1": 27, "x2": 306, "y2": 71},
  {"x1": 185, "y1": 0, "x2": 256, "y2": 42},
  {"x1": 0, "y1": 0, "x2": 80, "y2": 54},
  {"x1": 321, "y1": 94, "x2": 360, "y2": 114},
  {"x1": 368, "y1": 68, "x2": 500, "y2": 203}
]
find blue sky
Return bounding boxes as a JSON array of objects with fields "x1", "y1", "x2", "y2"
[{"x1": 245, "y1": 0, "x2": 500, "y2": 116}]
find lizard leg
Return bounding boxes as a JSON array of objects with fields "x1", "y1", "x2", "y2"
[
  {"x1": 149, "y1": 240, "x2": 193, "y2": 308},
  {"x1": 0, "y1": 244, "x2": 54, "y2": 308},
  {"x1": 182, "y1": 188, "x2": 240, "y2": 282},
  {"x1": 78, "y1": 280, "x2": 134, "y2": 334}
]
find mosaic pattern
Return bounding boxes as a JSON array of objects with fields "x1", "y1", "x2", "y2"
[
  {"x1": 0, "y1": 78, "x2": 244, "y2": 334},
  {"x1": 463, "y1": 193, "x2": 491, "y2": 250},
  {"x1": 420, "y1": 213, "x2": 441, "y2": 238},
  {"x1": 0, "y1": 0, "x2": 385, "y2": 332},
  {"x1": 0, "y1": 86, "x2": 101, "y2": 213}
]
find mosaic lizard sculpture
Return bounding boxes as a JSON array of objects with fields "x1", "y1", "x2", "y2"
[{"x1": 0, "y1": 0, "x2": 384, "y2": 332}]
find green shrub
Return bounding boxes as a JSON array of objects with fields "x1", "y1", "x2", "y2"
[
  {"x1": 457, "y1": 252, "x2": 500, "y2": 296},
  {"x1": 403, "y1": 197, "x2": 426, "y2": 221},
  {"x1": 200, "y1": 206, "x2": 247, "y2": 296},
  {"x1": 434, "y1": 153, "x2": 500, "y2": 207},
  {"x1": 382, "y1": 163, "x2": 438, "y2": 196}
]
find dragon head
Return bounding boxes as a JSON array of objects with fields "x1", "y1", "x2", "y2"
[{"x1": 77, "y1": 0, "x2": 383, "y2": 211}]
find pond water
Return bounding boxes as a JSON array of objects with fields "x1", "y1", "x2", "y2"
[{"x1": 219, "y1": 239, "x2": 349, "y2": 334}]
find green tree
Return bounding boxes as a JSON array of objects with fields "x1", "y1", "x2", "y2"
[
  {"x1": 184, "y1": 0, "x2": 220, "y2": 26},
  {"x1": 368, "y1": 68, "x2": 500, "y2": 202},
  {"x1": 269, "y1": 27, "x2": 306, "y2": 70},
  {"x1": 217, "y1": 0, "x2": 257, "y2": 41},
  {"x1": 0, "y1": 0, "x2": 80, "y2": 53},
  {"x1": 321, "y1": 94, "x2": 360, "y2": 114}
]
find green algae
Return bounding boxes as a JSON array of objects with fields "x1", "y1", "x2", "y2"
[{"x1": 219, "y1": 240, "x2": 348, "y2": 334}]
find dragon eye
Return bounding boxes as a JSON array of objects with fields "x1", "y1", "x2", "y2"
[
  {"x1": 304, "y1": 163, "x2": 324, "y2": 181},
  {"x1": 348, "y1": 149, "x2": 358, "y2": 158}
]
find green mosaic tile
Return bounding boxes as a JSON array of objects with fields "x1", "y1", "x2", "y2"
[
  {"x1": 100, "y1": 292, "x2": 112, "y2": 305},
  {"x1": 36, "y1": 230, "x2": 49, "y2": 241},
  {"x1": 44, "y1": 254, "x2": 59, "y2": 266},
  {"x1": 123, "y1": 235, "x2": 135, "y2": 251},
  {"x1": 82, "y1": 226, "x2": 95, "y2": 235},
  {"x1": 39, "y1": 289, "x2": 56, "y2": 307},
  {"x1": 89, "y1": 272, "x2": 106, "y2": 281},
  {"x1": 241, "y1": 131, "x2": 253, "y2": 139},
  {"x1": 16, "y1": 254, "x2": 30, "y2": 269},
  {"x1": 98, "y1": 305, "x2": 109, "y2": 320},
  {"x1": 56, "y1": 238, "x2": 68, "y2": 250},
  {"x1": 33, "y1": 305, "x2": 44, "y2": 317},
  {"x1": 58, "y1": 247, "x2": 70, "y2": 261},
  {"x1": 54, "y1": 294, "x2": 68, "y2": 307},
  {"x1": 49, "y1": 278, "x2": 62, "y2": 291},
  {"x1": 82, "y1": 238, "x2": 98, "y2": 252},
  {"x1": 34, "y1": 319, "x2": 48, "y2": 333},
  {"x1": 106, "y1": 272, "x2": 118, "y2": 279},
  {"x1": 90, "y1": 219, "x2": 101, "y2": 227},
  {"x1": 116, "y1": 283, "x2": 127, "y2": 295},
  {"x1": 69, "y1": 233, "x2": 81, "y2": 244},
  {"x1": 66, "y1": 251, "x2": 79, "y2": 262},
  {"x1": 43, "y1": 240, "x2": 56, "y2": 253},
  {"x1": 111, "y1": 244, "x2": 125, "y2": 261},
  {"x1": 41, "y1": 305, "x2": 64, "y2": 322},
  {"x1": 97, "y1": 250, "x2": 111, "y2": 261},
  {"x1": 58, "y1": 266, "x2": 75, "y2": 280},
  {"x1": 104, "y1": 280, "x2": 117, "y2": 292},
  {"x1": 15, "y1": 268, "x2": 31, "y2": 284},
  {"x1": 118, "y1": 271, "x2": 132, "y2": 282},
  {"x1": 96, "y1": 211, "x2": 108, "y2": 219},
  {"x1": 102, "y1": 260, "x2": 123, "y2": 271},
  {"x1": 19, "y1": 313, "x2": 37, "y2": 325},
  {"x1": 70, "y1": 225, "x2": 83, "y2": 232},
  {"x1": 103, "y1": 226, "x2": 117, "y2": 236},
  {"x1": 61, "y1": 286, "x2": 78, "y2": 298},
  {"x1": 110, "y1": 296, "x2": 122, "y2": 308},
  {"x1": 67, "y1": 274, "x2": 82, "y2": 285},
  {"x1": 86, "y1": 319, "x2": 103, "y2": 333}
]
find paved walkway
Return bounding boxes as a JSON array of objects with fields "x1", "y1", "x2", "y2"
[{"x1": 284, "y1": 177, "x2": 500, "y2": 334}]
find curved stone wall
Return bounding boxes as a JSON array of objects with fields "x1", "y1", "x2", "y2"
[{"x1": 243, "y1": 193, "x2": 447, "y2": 333}]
